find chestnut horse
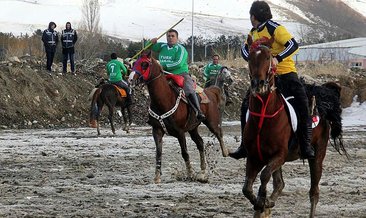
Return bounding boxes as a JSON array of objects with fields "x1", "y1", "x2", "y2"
[
  {"x1": 242, "y1": 37, "x2": 347, "y2": 217},
  {"x1": 129, "y1": 55, "x2": 228, "y2": 184},
  {"x1": 89, "y1": 80, "x2": 132, "y2": 135}
]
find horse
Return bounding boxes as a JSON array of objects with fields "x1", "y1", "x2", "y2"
[
  {"x1": 89, "y1": 79, "x2": 132, "y2": 135},
  {"x1": 208, "y1": 66, "x2": 234, "y2": 106},
  {"x1": 241, "y1": 36, "x2": 347, "y2": 217},
  {"x1": 129, "y1": 55, "x2": 228, "y2": 184}
]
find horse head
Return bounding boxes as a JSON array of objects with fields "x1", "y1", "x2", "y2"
[
  {"x1": 215, "y1": 66, "x2": 233, "y2": 88},
  {"x1": 129, "y1": 54, "x2": 163, "y2": 87},
  {"x1": 247, "y1": 35, "x2": 276, "y2": 95}
]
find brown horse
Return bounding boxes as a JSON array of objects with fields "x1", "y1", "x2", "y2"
[
  {"x1": 89, "y1": 80, "x2": 132, "y2": 135},
  {"x1": 130, "y1": 55, "x2": 228, "y2": 184},
  {"x1": 242, "y1": 37, "x2": 347, "y2": 217}
]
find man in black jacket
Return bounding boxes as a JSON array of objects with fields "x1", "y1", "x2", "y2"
[
  {"x1": 61, "y1": 22, "x2": 78, "y2": 74},
  {"x1": 41, "y1": 21, "x2": 59, "y2": 72}
]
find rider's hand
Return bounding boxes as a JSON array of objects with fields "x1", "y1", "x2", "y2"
[{"x1": 150, "y1": 38, "x2": 158, "y2": 44}]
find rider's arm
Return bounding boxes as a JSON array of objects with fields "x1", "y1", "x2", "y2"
[
  {"x1": 241, "y1": 42, "x2": 250, "y2": 62},
  {"x1": 273, "y1": 25, "x2": 299, "y2": 63},
  {"x1": 203, "y1": 64, "x2": 210, "y2": 80},
  {"x1": 119, "y1": 61, "x2": 128, "y2": 77}
]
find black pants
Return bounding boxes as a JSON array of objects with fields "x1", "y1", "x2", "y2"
[
  {"x1": 46, "y1": 50, "x2": 56, "y2": 71},
  {"x1": 241, "y1": 72, "x2": 311, "y2": 145},
  {"x1": 62, "y1": 52, "x2": 75, "y2": 73}
]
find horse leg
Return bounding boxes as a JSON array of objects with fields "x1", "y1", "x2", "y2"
[
  {"x1": 121, "y1": 107, "x2": 129, "y2": 133},
  {"x1": 127, "y1": 105, "x2": 132, "y2": 126},
  {"x1": 203, "y1": 120, "x2": 228, "y2": 157},
  {"x1": 96, "y1": 104, "x2": 103, "y2": 136},
  {"x1": 177, "y1": 133, "x2": 194, "y2": 180},
  {"x1": 107, "y1": 106, "x2": 115, "y2": 134},
  {"x1": 152, "y1": 127, "x2": 164, "y2": 184},
  {"x1": 243, "y1": 160, "x2": 263, "y2": 206},
  {"x1": 189, "y1": 127, "x2": 207, "y2": 183},
  {"x1": 268, "y1": 167, "x2": 285, "y2": 208},
  {"x1": 256, "y1": 156, "x2": 285, "y2": 212},
  {"x1": 309, "y1": 128, "x2": 328, "y2": 218}
]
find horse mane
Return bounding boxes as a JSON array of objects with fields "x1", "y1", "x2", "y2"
[{"x1": 302, "y1": 79, "x2": 348, "y2": 158}]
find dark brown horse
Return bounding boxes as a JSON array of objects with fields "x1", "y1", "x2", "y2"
[
  {"x1": 242, "y1": 37, "x2": 347, "y2": 217},
  {"x1": 130, "y1": 55, "x2": 228, "y2": 184},
  {"x1": 89, "y1": 80, "x2": 132, "y2": 135}
]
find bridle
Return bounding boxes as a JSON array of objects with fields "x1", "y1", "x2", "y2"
[{"x1": 249, "y1": 44, "x2": 277, "y2": 94}]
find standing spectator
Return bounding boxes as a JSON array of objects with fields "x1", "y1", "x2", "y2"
[
  {"x1": 41, "y1": 21, "x2": 59, "y2": 72},
  {"x1": 61, "y1": 22, "x2": 78, "y2": 74},
  {"x1": 203, "y1": 54, "x2": 222, "y2": 88}
]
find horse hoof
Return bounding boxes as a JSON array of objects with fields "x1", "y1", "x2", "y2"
[
  {"x1": 196, "y1": 172, "x2": 208, "y2": 183},
  {"x1": 154, "y1": 177, "x2": 161, "y2": 184}
]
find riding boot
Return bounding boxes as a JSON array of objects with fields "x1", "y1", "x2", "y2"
[
  {"x1": 229, "y1": 90, "x2": 249, "y2": 160},
  {"x1": 188, "y1": 94, "x2": 206, "y2": 121},
  {"x1": 298, "y1": 117, "x2": 315, "y2": 159}
]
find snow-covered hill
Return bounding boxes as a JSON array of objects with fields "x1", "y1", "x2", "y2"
[{"x1": 0, "y1": 0, "x2": 365, "y2": 42}]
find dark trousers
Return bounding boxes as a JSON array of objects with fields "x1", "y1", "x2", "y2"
[
  {"x1": 46, "y1": 50, "x2": 55, "y2": 71},
  {"x1": 62, "y1": 52, "x2": 75, "y2": 73}
]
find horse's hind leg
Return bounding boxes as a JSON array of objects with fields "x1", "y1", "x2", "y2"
[
  {"x1": 107, "y1": 106, "x2": 115, "y2": 134},
  {"x1": 203, "y1": 120, "x2": 228, "y2": 157},
  {"x1": 152, "y1": 127, "x2": 165, "y2": 184},
  {"x1": 189, "y1": 127, "x2": 207, "y2": 183},
  {"x1": 268, "y1": 167, "x2": 285, "y2": 208},
  {"x1": 127, "y1": 105, "x2": 132, "y2": 126},
  {"x1": 309, "y1": 137, "x2": 328, "y2": 217},
  {"x1": 121, "y1": 107, "x2": 129, "y2": 133}
]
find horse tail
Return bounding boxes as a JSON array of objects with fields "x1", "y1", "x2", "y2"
[
  {"x1": 89, "y1": 88, "x2": 102, "y2": 128},
  {"x1": 321, "y1": 82, "x2": 349, "y2": 158}
]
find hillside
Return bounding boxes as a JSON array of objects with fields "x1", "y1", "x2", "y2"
[
  {"x1": 0, "y1": 0, "x2": 365, "y2": 43},
  {"x1": 1, "y1": 57, "x2": 366, "y2": 129}
]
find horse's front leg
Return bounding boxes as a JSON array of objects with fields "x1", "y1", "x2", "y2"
[
  {"x1": 152, "y1": 127, "x2": 164, "y2": 184},
  {"x1": 203, "y1": 120, "x2": 228, "y2": 157},
  {"x1": 268, "y1": 167, "x2": 285, "y2": 208},
  {"x1": 256, "y1": 155, "x2": 285, "y2": 211},
  {"x1": 177, "y1": 133, "x2": 194, "y2": 180},
  {"x1": 243, "y1": 159, "x2": 263, "y2": 206},
  {"x1": 127, "y1": 105, "x2": 133, "y2": 126},
  {"x1": 189, "y1": 127, "x2": 207, "y2": 183}
]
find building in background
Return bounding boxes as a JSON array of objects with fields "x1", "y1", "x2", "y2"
[{"x1": 296, "y1": 37, "x2": 366, "y2": 69}]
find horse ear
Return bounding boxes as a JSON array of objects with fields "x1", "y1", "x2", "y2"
[{"x1": 247, "y1": 34, "x2": 253, "y2": 47}]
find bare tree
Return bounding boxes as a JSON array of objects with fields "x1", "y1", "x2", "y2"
[{"x1": 81, "y1": 0, "x2": 101, "y2": 35}]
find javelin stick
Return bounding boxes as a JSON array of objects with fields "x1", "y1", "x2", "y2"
[{"x1": 131, "y1": 18, "x2": 184, "y2": 59}]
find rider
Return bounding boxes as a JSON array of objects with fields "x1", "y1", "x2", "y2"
[
  {"x1": 150, "y1": 29, "x2": 206, "y2": 121},
  {"x1": 229, "y1": 0, "x2": 315, "y2": 160},
  {"x1": 106, "y1": 53, "x2": 132, "y2": 106},
  {"x1": 203, "y1": 54, "x2": 222, "y2": 88}
]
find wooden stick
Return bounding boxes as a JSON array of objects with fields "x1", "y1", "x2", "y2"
[{"x1": 131, "y1": 18, "x2": 184, "y2": 59}]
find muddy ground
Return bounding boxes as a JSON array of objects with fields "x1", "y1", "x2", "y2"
[{"x1": 0, "y1": 123, "x2": 365, "y2": 218}]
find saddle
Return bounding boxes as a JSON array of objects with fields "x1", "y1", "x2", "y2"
[
  {"x1": 112, "y1": 85, "x2": 127, "y2": 97},
  {"x1": 165, "y1": 73, "x2": 210, "y2": 104}
]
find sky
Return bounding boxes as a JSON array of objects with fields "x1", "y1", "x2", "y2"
[{"x1": 0, "y1": 0, "x2": 365, "y2": 42}]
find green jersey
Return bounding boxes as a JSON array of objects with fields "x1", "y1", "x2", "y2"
[
  {"x1": 151, "y1": 42, "x2": 189, "y2": 75},
  {"x1": 106, "y1": 59, "x2": 127, "y2": 82},
  {"x1": 204, "y1": 63, "x2": 222, "y2": 80}
]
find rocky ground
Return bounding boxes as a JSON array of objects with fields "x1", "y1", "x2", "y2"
[
  {"x1": 0, "y1": 56, "x2": 365, "y2": 130},
  {"x1": 0, "y1": 125, "x2": 364, "y2": 217}
]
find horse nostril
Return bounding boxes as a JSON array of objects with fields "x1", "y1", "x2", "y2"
[
  {"x1": 259, "y1": 80, "x2": 265, "y2": 86},
  {"x1": 251, "y1": 79, "x2": 258, "y2": 88}
]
